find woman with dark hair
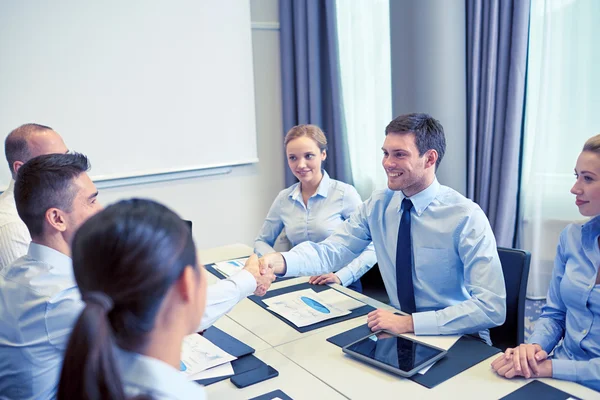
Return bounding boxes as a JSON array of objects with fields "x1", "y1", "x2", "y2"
[{"x1": 57, "y1": 199, "x2": 208, "y2": 399}]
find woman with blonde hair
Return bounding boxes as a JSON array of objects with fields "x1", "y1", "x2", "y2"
[
  {"x1": 254, "y1": 124, "x2": 376, "y2": 291},
  {"x1": 492, "y1": 134, "x2": 600, "y2": 391}
]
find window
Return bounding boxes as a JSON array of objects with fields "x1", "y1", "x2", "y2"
[
  {"x1": 519, "y1": 0, "x2": 600, "y2": 298},
  {"x1": 336, "y1": 0, "x2": 392, "y2": 199}
]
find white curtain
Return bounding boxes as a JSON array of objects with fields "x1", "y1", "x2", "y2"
[
  {"x1": 519, "y1": 0, "x2": 600, "y2": 299},
  {"x1": 335, "y1": 0, "x2": 392, "y2": 199}
]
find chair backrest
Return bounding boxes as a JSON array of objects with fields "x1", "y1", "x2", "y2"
[{"x1": 490, "y1": 247, "x2": 531, "y2": 351}]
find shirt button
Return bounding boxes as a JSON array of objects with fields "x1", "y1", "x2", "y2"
[
  {"x1": 589, "y1": 284, "x2": 594, "y2": 289},
  {"x1": 582, "y1": 329, "x2": 588, "y2": 335}
]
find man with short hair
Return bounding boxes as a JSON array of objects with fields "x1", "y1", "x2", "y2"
[
  {"x1": 0, "y1": 153, "x2": 100, "y2": 399},
  {"x1": 261, "y1": 113, "x2": 506, "y2": 343},
  {"x1": 0, "y1": 123, "x2": 68, "y2": 270},
  {"x1": 0, "y1": 153, "x2": 271, "y2": 399}
]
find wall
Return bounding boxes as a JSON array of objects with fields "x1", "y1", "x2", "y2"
[
  {"x1": 389, "y1": 0, "x2": 467, "y2": 195},
  {"x1": 99, "y1": 0, "x2": 284, "y2": 251}
]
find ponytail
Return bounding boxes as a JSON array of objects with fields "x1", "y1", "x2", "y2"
[{"x1": 57, "y1": 292, "x2": 126, "y2": 400}]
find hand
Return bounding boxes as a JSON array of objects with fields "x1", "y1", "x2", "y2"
[
  {"x1": 492, "y1": 354, "x2": 552, "y2": 379},
  {"x1": 243, "y1": 254, "x2": 275, "y2": 296},
  {"x1": 367, "y1": 309, "x2": 414, "y2": 334},
  {"x1": 511, "y1": 343, "x2": 548, "y2": 378},
  {"x1": 491, "y1": 344, "x2": 550, "y2": 379},
  {"x1": 309, "y1": 273, "x2": 341, "y2": 285},
  {"x1": 259, "y1": 252, "x2": 287, "y2": 275}
]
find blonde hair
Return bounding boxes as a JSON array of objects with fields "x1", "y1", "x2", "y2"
[
  {"x1": 583, "y1": 134, "x2": 600, "y2": 155},
  {"x1": 284, "y1": 124, "x2": 328, "y2": 152}
]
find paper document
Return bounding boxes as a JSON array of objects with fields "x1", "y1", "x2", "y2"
[
  {"x1": 264, "y1": 288, "x2": 351, "y2": 327},
  {"x1": 317, "y1": 289, "x2": 365, "y2": 311},
  {"x1": 214, "y1": 257, "x2": 248, "y2": 277},
  {"x1": 180, "y1": 333, "x2": 237, "y2": 378},
  {"x1": 186, "y1": 361, "x2": 234, "y2": 381}
]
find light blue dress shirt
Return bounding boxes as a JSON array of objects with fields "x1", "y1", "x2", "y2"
[
  {"x1": 117, "y1": 347, "x2": 206, "y2": 400},
  {"x1": 282, "y1": 178, "x2": 506, "y2": 341},
  {"x1": 527, "y1": 216, "x2": 600, "y2": 391},
  {"x1": 0, "y1": 243, "x2": 82, "y2": 400},
  {"x1": 0, "y1": 242, "x2": 256, "y2": 399},
  {"x1": 254, "y1": 170, "x2": 376, "y2": 286}
]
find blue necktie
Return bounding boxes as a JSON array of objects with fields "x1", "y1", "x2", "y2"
[{"x1": 396, "y1": 198, "x2": 416, "y2": 314}]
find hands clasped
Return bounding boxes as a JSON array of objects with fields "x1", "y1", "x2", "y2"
[
  {"x1": 243, "y1": 254, "x2": 275, "y2": 296},
  {"x1": 491, "y1": 343, "x2": 552, "y2": 379}
]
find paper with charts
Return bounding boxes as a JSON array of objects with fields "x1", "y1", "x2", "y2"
[
  {"x1": 214, "y1": 257, "x2": 248, "y2": 277},
  {"x1": 263, "y1": 288, "x2": 354, "y2": 327},
  {"x1": 180, "y1": 333, "x2": 237, "y2": 380}
]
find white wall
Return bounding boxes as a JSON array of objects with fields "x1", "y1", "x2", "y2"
[{"x1": 99, "y1": 0, "x2": 284, "y2": 252}]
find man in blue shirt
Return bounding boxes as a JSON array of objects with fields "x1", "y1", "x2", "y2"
[
  {"x1": 0, "y1": 153, "x2": 101, "y2": 399},
  {"x1": 0, "y1": 152, "x2": 273, "y2": 399},
  {"x1": 261, "y1": 113, "x2": 506, "y2": 343}
]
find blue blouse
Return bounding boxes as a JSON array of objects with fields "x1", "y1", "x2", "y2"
[
  {"x1": 254, "y1": 171, "x2": 376, "y2": 286},
  {"x1": 528, "y1": 216, "x2": 600, "y2": 391}
]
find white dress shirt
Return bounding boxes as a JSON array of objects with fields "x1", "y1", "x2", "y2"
[
  {"x1": 282, "y1": 178, "x2": 506, "y2": 341},
  {"x1": 118, "y1": 347, "x2": 206, "y2": 400},
  {"x1": 0, "y1": 243, "x2": 256, "y2": 399},
  {"x1": 0, "y1": 180, "x2": 31, "y2": 272}
]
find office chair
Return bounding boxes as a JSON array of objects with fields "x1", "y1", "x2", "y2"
[
  {"x1": 490, "y1": 247, "x2": 531, "y2": 351},
  {"x1": 360, "y1": 263, "x2": 390, "y2": 304}
]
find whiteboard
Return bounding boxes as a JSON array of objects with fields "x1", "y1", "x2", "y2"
[{"x1": 0, "y1": 0, "x2": 258, "y2": 187}]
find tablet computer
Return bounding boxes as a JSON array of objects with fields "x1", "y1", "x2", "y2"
[{"x1": 342, "y1": 330, "x2": 447, "y2": 377}]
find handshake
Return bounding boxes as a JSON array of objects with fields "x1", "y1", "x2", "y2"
[{"x1": 242, "y1": 253, "x2": 287, "y2": 296}]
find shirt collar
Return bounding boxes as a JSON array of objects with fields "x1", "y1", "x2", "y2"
[
  {"x1": 583, "y1": 215, "x2": 600, "y2": 236},
  {"x1": 116, "y1": 347, "x2": 206, "y2": 399},
  {"x1": 27, "y1": 242, "x2": 72, "y2": 275},
  {"x1": 289, "y1": 170, "x2": 330, "y2": 201},
  {"x1": 398, "y1": 178, "x2": 440, "y2": 216},
  {"x1": 4, "y1": 179, "x2": 15, "y2": 195}
]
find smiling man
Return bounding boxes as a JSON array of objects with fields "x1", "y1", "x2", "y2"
[{"x1": 260, "y1": 113, "x2": 506, "y2": 344}]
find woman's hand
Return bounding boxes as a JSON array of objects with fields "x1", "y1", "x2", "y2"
[{"x1": 308, "y1": 273, "x2": 341, "y2": 285}]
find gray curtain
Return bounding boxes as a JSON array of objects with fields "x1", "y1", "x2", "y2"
[
  {"x1": 466, "y1": 0, "x2": 530, "y2": 247},
  {"x1": 279, "y1": 0, "x2": 353, "y2": 186}
]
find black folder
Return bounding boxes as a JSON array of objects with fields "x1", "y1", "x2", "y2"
[
  {"x1": 500, "y1": 380, "x2": 580, "y2": 400},
  {"x1": 247, "y1": 282, "x2": 375, "y2": 333},
  {"x1": 194, "y1": 326, "x2": 266, "y2": 386},
  {"x1": 327, "y1": 324, "x2": 501, "y2": 388},
  {"x1": 249, "y1": 389, "x2": 294, "y2": 400},
  {"x1": 205, "y1": 262, "x2": 293, "y2": 282}
]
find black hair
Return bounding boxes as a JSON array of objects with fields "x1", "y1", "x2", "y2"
[
  {"x1": 14, "y1": 153, "x2": 90, "y2": 237},
  {"x1": 385, "y1": 113, "x2": 446, "y2": 169},
  {"x1": 57, "y1": 199, "x2": 198, "y2": 400}
]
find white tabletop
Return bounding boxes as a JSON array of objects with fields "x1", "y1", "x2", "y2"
[
  {"x1": 204, "y1": 347, "x2": 346, "y2": 400},
  {"x1": 275, "y1": 321, "x2": 600, "y2": 400},
  {"x1": 202, "y1": 245, "x2": 600, "y2": 400}
]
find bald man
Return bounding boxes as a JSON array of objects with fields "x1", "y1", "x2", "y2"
[{"x1": 0, "y1": 124, "x2": 68, "y2": 270}]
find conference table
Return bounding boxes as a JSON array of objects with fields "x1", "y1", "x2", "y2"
[{"x1": 198, "y1": 244, "x2": 600, "y2": 400}]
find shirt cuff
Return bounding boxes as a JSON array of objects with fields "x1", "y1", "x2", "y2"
[
  {"x1": 526, "y1": 334, "x2": 553, "y2": 354},
  {"x1": 552, "y1": 359, "x2": 577, "y2": 381},
  {"x1": 335, "y1": 268, "x2": 354, "y2": 287},
  {"x1": 281, "y1": 251, "x2": 301, "y2": 277},
  {"x1": 411, "y1": 311, "x2": 440, "y2": 335},
  {"x1": 228, "y1": 269, "x2": 257, "y2": 298}
]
